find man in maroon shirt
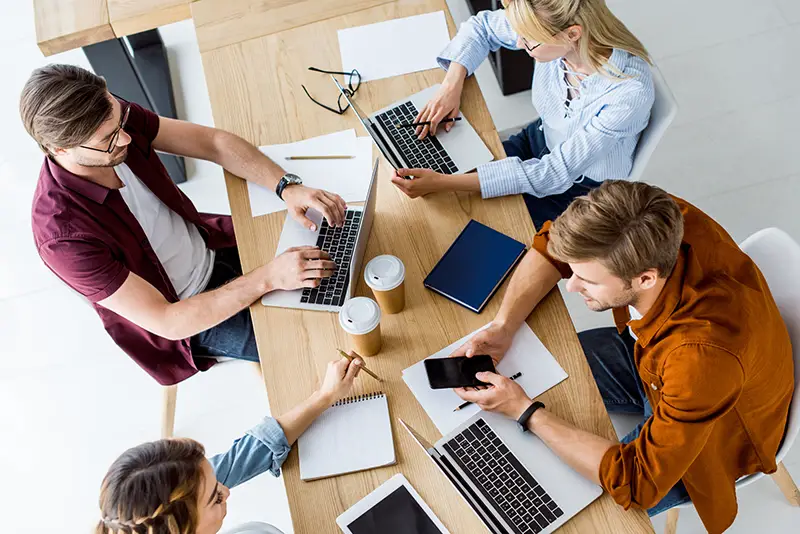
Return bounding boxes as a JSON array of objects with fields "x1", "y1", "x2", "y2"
[{"x1": 22, "y1": 64, "x2": 347, "y2": 385}]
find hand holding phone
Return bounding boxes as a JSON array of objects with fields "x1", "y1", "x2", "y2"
[{"x1": 424, "y1": 355, "x2": 497, "y2": 389}]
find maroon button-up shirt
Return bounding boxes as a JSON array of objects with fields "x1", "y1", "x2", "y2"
[{"x1": 31, "y1": 100, "x2": 236, "y2": 385}]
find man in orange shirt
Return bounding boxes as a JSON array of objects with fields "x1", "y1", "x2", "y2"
[{"x1": 453, "y1": 180, "x2": 794, "y2": 533}]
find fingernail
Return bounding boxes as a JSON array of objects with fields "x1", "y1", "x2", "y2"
[{"x1": 310, "y1": 225, "x2": 316, "y2": 231}]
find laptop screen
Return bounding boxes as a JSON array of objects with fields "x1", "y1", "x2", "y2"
[{"x1": 331, "y1": 76, "x2": 403, "y2": 169}]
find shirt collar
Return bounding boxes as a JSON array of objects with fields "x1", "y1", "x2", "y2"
[
  {"x1": 46, "y1": 156, "x2": 112, "y2": 204},
  {"x1": 627, "y1": 248, "x2": 687, "y2": 347},
  {"x1": 556, "y1": 49, "x2": 625, "y2": 88}
]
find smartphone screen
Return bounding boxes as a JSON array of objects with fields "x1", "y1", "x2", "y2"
[{"x1": 424, "y1": 355, "x2": 496, "y2": 389}]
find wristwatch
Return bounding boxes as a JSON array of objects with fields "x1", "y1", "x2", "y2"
[
  {"x1": 275, "y1": 173, "x2": 303, "y2": 200},
  {"x1": 517, "y1": 401, "x2": 545, "y2": 432}
]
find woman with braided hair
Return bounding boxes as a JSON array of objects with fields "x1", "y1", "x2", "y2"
[{"x1": 96, "y1": 355, "x2": 363, "y2": 534}]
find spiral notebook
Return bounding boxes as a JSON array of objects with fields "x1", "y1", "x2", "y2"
[{"x1": 299, "y1": 392, "x2": 396, "y2": 481}]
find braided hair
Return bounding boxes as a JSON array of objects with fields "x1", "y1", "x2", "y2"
[{"x1": 96, "y1": 438, "x2": 207, "y2": 534}]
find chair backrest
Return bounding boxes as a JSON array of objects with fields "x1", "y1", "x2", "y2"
[
  {"x1": 627, "y1": 64, "x2": 678, "y2": 182},
  {"x1": 740, "y1": 228, "x2": 800, "y2": 462}
]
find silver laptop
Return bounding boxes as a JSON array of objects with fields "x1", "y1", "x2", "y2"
[
  {"x1": 400, "y1": 414, "x2": 601, "y2": 534},
  {"x1": 260, "y1": 158, "x2": 380, "y2": 312},
  {"x1": 332, "y1": 76, "x2": 494, "y2": 174}
]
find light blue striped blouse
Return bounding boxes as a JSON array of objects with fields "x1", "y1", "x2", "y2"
[{"x1": 437, "y1": 9, "x2": 654, "y2": 198}]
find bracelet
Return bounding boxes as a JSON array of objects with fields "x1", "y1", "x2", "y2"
[{"x1": 517, "y1": 401, "x2": 545, "y2": 432}]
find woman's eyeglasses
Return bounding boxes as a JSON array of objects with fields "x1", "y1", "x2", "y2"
[
  {"x1": 302, "y1": 67, "x2": 362, "y2": 115},
  {"x1": 521, "y1": 37, "x2": 544, "y2": 52},
  {"x1": 80, "y1": 101, "x2": 131, "y2": 153}
]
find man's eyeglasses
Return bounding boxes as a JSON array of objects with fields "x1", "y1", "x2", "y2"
[
  {"x1": 302, "y1": 67, "x2": 361, "y2": 115},
  {"x1": 80, "y1": 101, "x2": 131, "y2": 153}
]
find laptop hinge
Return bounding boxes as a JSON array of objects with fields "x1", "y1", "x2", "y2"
[
  {"x1": 431, "y1": 451, "x2": 510, "y2": 534},
  {"x1": 367, "y1": 119, "x2": 406, "y2": 169}
]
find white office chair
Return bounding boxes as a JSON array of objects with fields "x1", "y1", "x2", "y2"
[
  {"x1": 663, "y1": 228, "x2": 800, "y2": 534},
  {"x1": 627, "y1": 64, "x2": 678, "y2": 183}
]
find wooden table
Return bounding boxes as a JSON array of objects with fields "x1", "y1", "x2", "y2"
[
  {"x1": 190, "y1": 0, "x2": 655, "y2": 532},
  {"x1": 33, "y1": 0, "x2": 194, "y2": 55}
]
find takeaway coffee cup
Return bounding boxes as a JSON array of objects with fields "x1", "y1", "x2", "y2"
[
  {"x1": 339, "y1": 297, "x2": 382, "y2": 356},
  {"x1": 364, "y1": 255, "x2": 406, "y2": 314}
]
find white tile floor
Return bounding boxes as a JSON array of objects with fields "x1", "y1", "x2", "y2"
[{"x1": 1, "y1": 1, "x2": 799, "y2": 533}]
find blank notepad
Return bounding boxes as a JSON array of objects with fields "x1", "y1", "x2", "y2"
[{"x1": 299, "y1": 392, "x2": 396, "y2": 481}]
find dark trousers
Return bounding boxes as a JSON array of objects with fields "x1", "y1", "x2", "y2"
[
  {"x1": 190, "y1": 247, "x2": 259, "y2": 362},
  {"x1": 578, "y1": 327, "x2": 691, "y2": 516},
  {"x1": 502, "y1": 118, "x2": 601, "y2": 230}
]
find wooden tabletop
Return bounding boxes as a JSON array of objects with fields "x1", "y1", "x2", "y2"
[
  {"x1": 192, "y1": 0, "x2": 654, "y2": 532},
  {"x1": 33, "y1": 0, "x2": 194, "y2": 56},
  {"x1": 34, "y1": 0, "x2": 116, "y2": 56}
]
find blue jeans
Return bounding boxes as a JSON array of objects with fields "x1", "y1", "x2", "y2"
[
  {"x1": 190, "y1": 247, "x2": 259, "y2": 362},
  {"x1": 578, "y1": 327, "x2": 691, "y2": 516},
  {"x1": 502, "y1": 118, "x2": 601, "y2": 230}
]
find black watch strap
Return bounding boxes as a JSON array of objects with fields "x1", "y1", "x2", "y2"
[
  {"x1": 275, "y1": 174, "x2": 301, "y2": 201},
  {"x1": 517, "y1": 401, "x2": 545, "y2": 432},
  {"x1": 275, "y1": 176, "x2": 290, "y2": 201}
]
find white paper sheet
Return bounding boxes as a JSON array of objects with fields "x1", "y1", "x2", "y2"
[
  {"x1": 402, "y1": 323, "x2": 568, "y2": 435},
  {"x1": 247, "y1": 130, "x2": 373, "y2": 218},
  {"x1": 338, "y1": 11, "x2": 451, "y2": 82}
]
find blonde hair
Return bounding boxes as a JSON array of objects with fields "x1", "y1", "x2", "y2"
[
  {"x1": 548, "y1": 181, "x2": 684, "y2": 280},
  {"x1": 505, "y1": 0, "x2": 651, "y2": 77},
  {"x1": 96, "y1": 438, "x2": 207, "y2": 534}
]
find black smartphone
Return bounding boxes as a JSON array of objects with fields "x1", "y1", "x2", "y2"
[{"x1": 424, "y1": 355, "x2": 496, "y2": 389}]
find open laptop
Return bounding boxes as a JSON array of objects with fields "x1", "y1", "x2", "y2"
[
  {"x1": 332, "y1": 76, "x2": 494, "y2": 175},
  {"x1": 260, "y1": 158, "x2": 380, "y2": 312},
  {"x1": 400, "y1": 413, "x2": 601, "y2": 534}
]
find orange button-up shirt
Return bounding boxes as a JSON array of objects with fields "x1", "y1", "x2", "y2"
[{"x1": 533, "y1": 197, "x2": 793, "y2": 533}]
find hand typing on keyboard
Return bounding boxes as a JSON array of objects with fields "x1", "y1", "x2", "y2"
[
  {"x1": 281, "y1": 184, "x2": 347, "y2": 231},
  {"x1": 259, "y1": 245, "x2": 336, "y2": 292}
]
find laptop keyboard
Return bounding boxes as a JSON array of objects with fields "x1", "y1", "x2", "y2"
[
  {"x1": 374, "y1": 101, "x2": 459, "y2": 174},
  {"x1": 300, "y1": 210, "x2": 361, "y2": 307},
  {"x1": 443, "y1": 419, "x2": 564, "y2": 534}
]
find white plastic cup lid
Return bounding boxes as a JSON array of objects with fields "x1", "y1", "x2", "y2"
[
  {"x1": 339, "y1": 297, "x2": 381, "y2": 335},
  {"x1": 364, "y1": 255, "x2": 405, "y2": 291}
]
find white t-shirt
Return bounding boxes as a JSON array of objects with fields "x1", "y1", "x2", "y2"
[
  {"x1": 115, "y1": 163, "x2": 215, "y2": 299},
  {"x1": 628, "y1": 305, "x2": 642, "y2": 340}
]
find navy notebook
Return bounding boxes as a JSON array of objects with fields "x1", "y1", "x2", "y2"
[{"x1": 424, "y1": 220, "x2": 527, "y2": 313}]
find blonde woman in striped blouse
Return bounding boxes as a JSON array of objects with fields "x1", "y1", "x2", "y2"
[{"x1": 391, "y1": 0, "x2": 654, "y2": 229}]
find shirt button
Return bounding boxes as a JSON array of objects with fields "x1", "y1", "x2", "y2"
[{"x1": 651, "y1": 383, "x2": 658, "y2": 390}]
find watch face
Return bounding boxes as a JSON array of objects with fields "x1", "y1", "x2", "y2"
[{"x1": 284, "y1": 173, "x2": 302, "y2": 185}]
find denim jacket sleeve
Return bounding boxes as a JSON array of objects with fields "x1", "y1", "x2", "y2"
[
  {"x1": 437, "y1": 9, "x2": 520, "y2": 75},
  {"x1": 208, "y1": 417, "x2": 291, "y2": 489}
]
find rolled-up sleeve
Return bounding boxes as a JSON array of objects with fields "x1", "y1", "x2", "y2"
[
  {"x1": 437, "y1": 9, "x2": 520, "y2": 76},
  {"x1": 209, "y1": 417, "x2": 291, "y2": 489},
  {"x1": 532, "y1": 221, "x2": 572, "y2": 278},
  {"x1": 599, "y1": 346, "x2": 744, "y2": 509},
  {"x1": 478, "y1": 80, "x2": 653, "y2": 199}
]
